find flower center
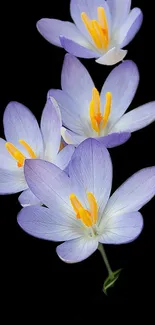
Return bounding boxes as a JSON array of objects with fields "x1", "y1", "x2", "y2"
[
  {"x1": 70, "y1": 192, "x2": 98, "y2": 227},
  {"x1": 5, "y1": 139, "x2": 37, "y2": 168},
  {"x1": 89, "y1": 87, "x2": 112, "y2": 135},
  {"x1": 81, "y1": 7, "x2": 109, "y2": 50}
]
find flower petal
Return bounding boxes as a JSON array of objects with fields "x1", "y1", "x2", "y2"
[
  {"x1": 61, "y1": 54, "x2": 94, "y2": 110},
  {"x1": 0, "y1": 138, "x2": 17, "y2": 170},
  {"x1": 104, "y1": 167, "x2": 155, "y2": 217},
  {"x1": 37, "y1": 18, "x2": 90, "y2": 48},
  {"x1": 41, "y1": 97, "x2": 62, "y2": 161},
  {"x1": 48, "y1": 89, "x2": 83, "y2": 134},
  {"x1": 97, "y1": 132, "x2": 131, "y2": 148},
  {"x1": 118, "y1": 8, "x2": 143, "y2": 47},
  {"x1": 61, "y1": 127, "x2": 86, "y2": 146},
  {"x1": 69, "y1": 138, "x2": 112, "y2": 218},
  {"x1": 107, "y1": 0, "x2": 131, "y2": 31},
  {"x1": 24, "y1": 159, "x2": 74, "y2": 219},
  {"x1": 95, "y1": 47, "x2": 127, "y2": 65},
  {"x1": 18, "y1": 188, "x2": 41, "y2": 207},
  {"x1": 60, "y1": 36, "x2": 98, "y2": 58},
  {"x1": 56, "y1": 237, "x2": 98, "y2": 263},
  {"x1": 53, "y1": 144, "x2": 75, "y2": 170},
  {"x1": 70, "y1": 0, "x2": 111, "y2": 41},
  {"x1": 99, "y1": 211, "x2": 143, "y2": 244},
  {"x1": 100, "y1": 60, "x2": 139, "y2": 129},
  {"x1": 17, "y1": 206, "x2": 82, "y2": 241},
  {"x1": 3, "y1": 102, "x2": 43, "y2": 157},
  {"x1": 0, "y1": 167, "x2": 26, "y2": 194},
  {"x1": 110, "y1": 102, "x2": 155, "y2": 133}
]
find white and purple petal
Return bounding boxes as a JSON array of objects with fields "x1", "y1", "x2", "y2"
[
  {"x1": 60, "y1": 36, "x2": 98, "y2": 58},
  {"x1": 97, "y1": 132, "x2": 131, "y2": 148},
  {"x1": 18, "y1": 188, "x2": 41, "y2": 207},
  {"x1": 0, "y1": 167, "x2": 26, "y2": 194},
  {"x1": 53, "y1": 144, "x2": 75, "y2": 170},
  {"x1": 107, "y1": 0, "x2": 131, "y2": 31},
  {"x1": 96, "y1": 47, "x2": 127, "y2": 66}
]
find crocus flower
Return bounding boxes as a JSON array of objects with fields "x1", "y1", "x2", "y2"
[
  {"x1": 18, "y1": 138, "x2": 155, "y2": 265},
  {"x1": 0, "y1": 98, "x2": 74, "y2": 206},
  {"x1": 48, "y1": 54, "x2": 155, "y2": 148},
  {"x1": 37, "y1": 0, "x2": 143, "y2": 65}
]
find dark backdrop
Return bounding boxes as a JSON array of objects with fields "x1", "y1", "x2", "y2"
[{"x1": 1, "y1": 0, "x2": 154, "y2": 316}]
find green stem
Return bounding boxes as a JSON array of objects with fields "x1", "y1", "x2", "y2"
[{"x1": 98, "y1": 243, "x2": 114, "y2": 280}]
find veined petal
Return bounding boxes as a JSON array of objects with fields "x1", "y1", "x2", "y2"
[
  {"x1": 97, "y1": 132, "x2": 131, "y2": 148},
  {"x1": 56, "y1": 237, "x2": 98, "y2": 263},
  {"x1": 61, "y1": 54, "x2": 94, "y2": 109},
  {"x1": 18, "y1": 206, "x2": 82, "y2": 241},
  {"x1": 69, "y1": 138, "x2": 112, "y2": 218},
  {"x1": 0, "y1": 138, "x2": 17, "y2": 170},
  {"x1": 41, "y1": 98, "x2": 62, "y2": 161},
  {"x1": 0, "y1": 167, "x2": 26, "y2": 194},
  {"x1": 37, "y1": 18, "x2": 90, "y2": 48},
  {"x1": 53, "y1": 145, "x2": 75, "y2": 170},
  {"x1": 18, "y1": 188, "x2": 41, "y2": 207},
  {"x1": 61, "y1": 127, "x2": 86, "y2": 146},
  {"x1": 107, "y1": 0, "x2": 131, "y2": 31},
  {"x1": 100, "y1": 60, "x2": 139, "y2": 130},
  {"x1": 104, "y1": 167, "x2": 155, "y2": 217},
  {"x1": 3, "y1": 102, "x2": 43, "y2": 157},
  {"x1": 111, "y1": 102, "x2": 155, "y2": 133},
  {"x1": 99, "y1": 211, "x2": 143, "y2": 244},
  {"x1": 60, "y1": 36, "x2": 98, "y2": 58},
  {"x1": 118, "y1": 8, "x2": 143, "y2": 48},
  {"x1": 24, "y1": 159, "x2": 74, "y2": 222},
  {"x1": 95, "y1": 47, "x2": 127, "y2": 65},
  {"x1": 70, "y1": 0, "x2": 111, "y2": 42}
]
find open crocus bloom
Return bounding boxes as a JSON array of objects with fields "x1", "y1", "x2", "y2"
[
  {"x1": 18, "y1": 138, "x2": 155, "y2": 263},
  {"x1": 37, "y1": 0, "x2": 143, "y2": 65},
  {"x1": 0, "y1": 98, "x2": 74, "y2": 206},
  {"x1": 48, "y1": 54, "x2": 155, "y2": 148}
]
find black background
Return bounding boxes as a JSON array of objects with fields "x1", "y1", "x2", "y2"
[{"x1": 1, "y1": 0, "x2": 155, "y2": 316}]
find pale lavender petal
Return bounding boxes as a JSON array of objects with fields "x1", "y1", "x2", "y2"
[
  {"x1": 53, "y1": 145, "x2": 75, "y2": 170},
  {"x1": 104, "y1": 167, "x2": 155, "y2": 217},
  {"x1": 0, "y1": 167, "x2": 26, "y2": 194},
  {"x1": 69, "y1": 138, "x2": 112, "y2": 219},
  {"x1": 37, "y1": 19, "x2": 90, "y2": 48},
  {"x1": 60, "y1": 36, "x2": 98, "y2": 58},
  {"x1": 111, "y1": 102, "x2": 155, "y2": 133},
  {"x1": 95, "y1": 47, "x2": 127, "y2": 66},
  {"x1": 61, "y1": 127, "x2": 86, "y2": 146},
  {"x1": 99, "y1": 211, "x2": 143, "y2": 244},
  {"x1": 118, "y1": 8, "x2": 143, "y2": 47},
  {"x1": 24, "y1": 159, "x2": 74, "y2": 219},
  {"x1": 97, "y1": 132, "x2": 131, "y2": 148},
  {"x1": 18, "y1": 206, "x2": 82, "y2": 241},
  {"x1": 41, "y1": 97, "x2": 62, "y2": 161},
  {"x1": 61, "y1": 54, "x2": 94, "y2": 109},
  {"x1": 18, "y1": 188, "x2": 41, "y2": 207},
  {"x1": 100, "y1": 60, "x2": 139, "y2": 130},
  {"x1": 3, "y1": 102, "x2": 43, "y2": 157},
  {"x1": 70, "y1": 0, "x2": 111, "y2": 42},
  {"x1": 0, "y1": 138, "x2": 17, "y2": 170},
  {"x1": 107, "y1": 0, "x2": 131, "y2": 31},
  {"x1": 48, "y1": 90, "x2": 83, "y2": 134},
  {"x1": 56, "y1": 237, "x2": 98, "y2": 263}
]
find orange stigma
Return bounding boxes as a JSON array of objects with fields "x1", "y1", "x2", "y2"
[
  {"x1": 81, "y1": 7, "x2": 109, "y2": 50},
  {"x1": 70, "y1": 192, "x2": 98, "y2": 227},
  {"x1": 5, "y1": 139, "x2": 37, "y2": 168}
]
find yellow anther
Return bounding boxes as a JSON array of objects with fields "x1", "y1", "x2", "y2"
[
  {"x1": 78, "y1": 208, "x2": 93, "y2": 227},
  {"x1": 87, "y1": 192, "x2": 98, "y2": 225},
  {"x1": 19, "y1": 139, "x2": 36, "y2": 158},
  {"x1": 5, "y1": 142, "x2": 25, "y2": 168},
  {"x1": 102, "y1": 92, "x2": 112, "y2": 128},
  {"x1": 81, "y1": 7, "x2": 109, "y2": 50},
  {"x1": 69, "y1": 194, "x2": 84, "y2": 218}
]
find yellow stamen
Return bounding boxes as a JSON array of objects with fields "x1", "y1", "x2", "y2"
[
  {"x1": 81, "y1": 7, "x2": 109, "y2": 50},
  {"x1": 5, "y1": 142, "x2": 25, "y2": 167},
  {"x1": 19, "y1": 139, "x2": 36, "y2": 158},
  {"x1": 59, "y1": 141, "x2": 65, "y2": 151},
  {"x1": 70, "y1": 192, "x2": 98, "y2": 227},
  {"x1": 5, "y1": 139, "x2": 37, "y2": 168},
  {"x1": 102, "y1": 92, "x2": 112, "y2": 128}
]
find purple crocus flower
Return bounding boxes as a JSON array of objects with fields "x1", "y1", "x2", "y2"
[
  {"x1": 18, "y1": 138, "x2": 155, "y2": 264},
  {"x1": 48, "y1": 54, "x2": 155, "y2": 148},
  {"x1": 0, "y1": 97, "x2": 74, "y2": 206},
  {"x1": 37, "y1": 0, "x2": 143, "y2": 65}
]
